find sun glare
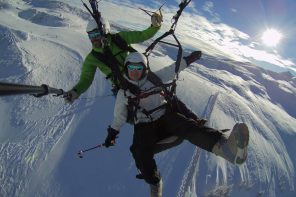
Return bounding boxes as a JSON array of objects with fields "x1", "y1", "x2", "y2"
[{"x1": 261, "y1": 29, "x2": 283, "y2": 47}]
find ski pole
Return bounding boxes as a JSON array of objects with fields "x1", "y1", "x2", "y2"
[
  {"x1": 0, "y1": 82, "x2": 66, "y2": 97},
  {"x1": 77, "y1": 143, "x2": 105, "y2": 159}
]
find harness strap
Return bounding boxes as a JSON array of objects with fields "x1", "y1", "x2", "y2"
[
  {"x1": 133, "y1": 89, "x2": 162, "y2": 100},
  {"x1": 111, "y1": 34, "x2": 136, "y2": 53},
  {"x1": 91, "y1": 49, "x2": 121, "y2": 88},
  {"x1": 128, "y1": 87, "x2": 169, "y2": 121},
  {"x1": 91, "y1": 33, "x2": 142, "y2": 93},
  {"x1": 141, "y1": 104, "x2": 167, "y2": 117},
  {"x1": 131, "y1": 101, "x2": 167, "y2": 122},
  {"x1": 143, "y1": 0, "x2": 192, "y2": 97}
]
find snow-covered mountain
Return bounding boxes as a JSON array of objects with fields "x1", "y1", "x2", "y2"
[{"x1": 1, "y1": 1, "x2": 296, "y2": 197}]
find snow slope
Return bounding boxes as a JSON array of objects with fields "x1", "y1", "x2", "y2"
[{"x1": 1, "y1": 1, "x2": 296, "y2": 197}]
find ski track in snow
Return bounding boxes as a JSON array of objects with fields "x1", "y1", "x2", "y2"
[
  {"x1": 176, "y1": 92, "x2": 219, "y2": 197},
  {"x1": 177, "y1": 62, "x2": 295, "y2": 196},
  {"x1": 0, "y1": 104, "x2": 72, "y2": 196},
  {"x1": 177, "y1": 148, "x2": 201, "y2": 197}
]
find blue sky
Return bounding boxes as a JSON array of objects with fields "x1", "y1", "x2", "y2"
[
  {"x1": 115, "y1": 0, "x2": 296, "y2": 74},
  {"x1": 187, "y1": 0, "x2": 296, "y2": 71},
  {"x1": 194, "y1": 0, "x2": 296, "y2": 62}
]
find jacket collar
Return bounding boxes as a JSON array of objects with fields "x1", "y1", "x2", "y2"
[{"x1": 124, "y1": 74, "x2": 147, "y2": 88}]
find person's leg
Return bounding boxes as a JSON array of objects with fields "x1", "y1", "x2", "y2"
[
  {"x1": 163, "y1": 112, "x2": 222, "y2": 152},
  {"x1": 163, "y1": 113, "x2": 249, "y2": 165},
  {"x1": 130, "y1": 121, "x2": 161, "y2": 185},
  {"x1": 153, "y1": 137, "x2": 184, "y2": 154}
]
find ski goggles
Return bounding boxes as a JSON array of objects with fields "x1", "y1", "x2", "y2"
[
  {"x1": 88, "y1": 30, "x2": 102, "y2": 40},
  {"x1": 127, "y1": 64, "x2": 144, "y2": 71}
]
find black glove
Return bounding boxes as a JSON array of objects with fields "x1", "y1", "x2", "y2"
[
  {"x1": 64, "y1": 89, "x2": 79, "y2": 104},
  {"x1": 184, "y1": 51, "x2": 202, "y2": 65},
  {"x1": 104, "y1": 126, "x2": 119, "y2": 148}
]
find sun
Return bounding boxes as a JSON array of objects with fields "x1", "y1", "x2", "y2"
[{"x1": 261, "y1": 29, "x2": 283, "y2": 47}]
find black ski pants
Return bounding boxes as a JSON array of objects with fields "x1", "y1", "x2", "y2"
[{"x1": 129, "y1": 112, "x2": 222, "y2": 185}]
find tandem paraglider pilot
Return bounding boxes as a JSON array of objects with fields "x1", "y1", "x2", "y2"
[
  {"x1": 103, "y1": 51, "x2": 250, "y2": 197},
  {"x1": 64, "y1": 12, "x2": 163, "y2": 103}
]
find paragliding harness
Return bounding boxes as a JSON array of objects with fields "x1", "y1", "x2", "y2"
[
  {"x1": 125, "y1": 70, "x2": 200, "y2": 124},
  {"x1": 90, "y1": 34, "x2": 137, "y2": 91},
  {"x1": 124, "y1": 0, "x2": 201, "y2": 124},
  {"x1": 82, "y1": 0, "x2": 139, "y2": 93},
  {"x1": 82, "y1": 0, "x2": 200, "y2": 124},
  {"x1": 125, "y1": 72, "x2": 172, "y2": 123}
]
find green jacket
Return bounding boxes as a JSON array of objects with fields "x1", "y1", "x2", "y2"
[{"x1": 73, "y1": 26, "x2": 160, "y2": 95}]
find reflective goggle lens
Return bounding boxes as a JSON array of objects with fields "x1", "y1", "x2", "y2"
[
  {"x1": 127, "y1": 64, "x2": 144, "y2": 71},
  {"x1": 88, "y1": 30, "x2": 102, "y2": 39}
]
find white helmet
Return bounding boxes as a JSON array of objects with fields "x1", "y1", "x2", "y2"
[
  {"x1": 124, "y1": 52, "x2": 147, "y2": 67},
  {"x1": 86, "y1": 17, "x2": 111, "y2": 34}
]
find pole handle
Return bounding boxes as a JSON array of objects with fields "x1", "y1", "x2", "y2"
[{"x1": 0, "y1": 82, "x2": 66, "y2": 97}]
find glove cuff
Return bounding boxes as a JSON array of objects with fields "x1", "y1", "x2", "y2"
[{"x1": 108, "y1": 126, "x2": 119, "y2": 136}]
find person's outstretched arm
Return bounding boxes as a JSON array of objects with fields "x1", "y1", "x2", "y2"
[
  {"x1": 118, "y1": 12, "x2": 163, "y2": 44},
  {"x1": 155, "y1": 51, "x2": 202, "y2": 82},
  {"x1": 118, "y1": 26, "x2": 160, "y2": 45},
  {"x1": 71, "y1": 53, "x2": 98, "y2": 95},
  {"x1": 110, "y1": 89, "x2": 129, "y2": 131}
]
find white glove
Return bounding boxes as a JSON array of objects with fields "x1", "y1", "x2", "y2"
[
  {"x1": 151, "y1": 12, "x2": 163, "y2": 27},
  {"x1": 64, "y1": 90, "x2": 79, "y2": 104}
]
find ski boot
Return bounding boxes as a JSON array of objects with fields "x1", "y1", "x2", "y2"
[
  {"x1": 150, "y1": 179, "x2": 163, "y2": 197},
  {"x1": 212, "y1": 123, "x2": 249, "y2": 165}
]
